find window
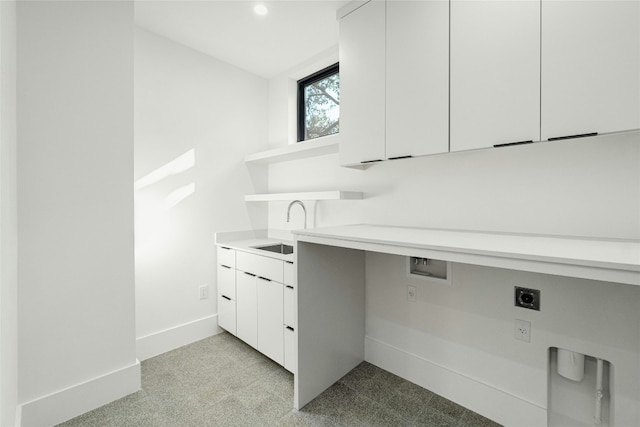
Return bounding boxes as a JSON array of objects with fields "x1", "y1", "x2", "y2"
[{"x1": 297, "y1": 63, "x2": 339, "y2": 142}]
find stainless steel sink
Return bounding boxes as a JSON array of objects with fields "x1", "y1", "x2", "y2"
[{"x1": 254, "y1": 243, "x2": 294, "y2": 255}]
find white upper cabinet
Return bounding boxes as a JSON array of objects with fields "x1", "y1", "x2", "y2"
[
  {"x1": 450, "y1": 0, "x2": 541, "y2": 151},
  {"x1": 541, "y1": 0, "x2": 640, "y2": 140},
  {"x1": 339, "y1": 0, "x2": 386, "y2": 166},
  {"x1": 386, "y1": 0, "x2": 449, "y2": 158}
]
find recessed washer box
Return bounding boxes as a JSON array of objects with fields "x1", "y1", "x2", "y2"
[{"x1": 408, "y1": 257, "x2": 451, "y2": 285}]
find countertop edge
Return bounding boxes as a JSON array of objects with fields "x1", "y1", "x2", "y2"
[{"x1": 293, "y1": 224, "x2": 640, "y2": 285}]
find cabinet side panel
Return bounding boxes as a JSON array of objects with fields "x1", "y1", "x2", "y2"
[{"x1": 295, "y1": 243, "x2": 365, "y2": 409}]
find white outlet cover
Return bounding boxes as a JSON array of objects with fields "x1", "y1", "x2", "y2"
[
  {"x1": 407, "y1": 285, "x2": 417, "y2": 302},
  {"x1": 514, "y1": 319, "x2": 531, "y2": 343},
  {"x1": 199, "y1": 285, "x2": 209, "y2": 300}
]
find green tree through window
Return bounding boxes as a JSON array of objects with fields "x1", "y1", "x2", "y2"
[{"x1": 298, "y1": 64, "x2": 339, "y2": 141}]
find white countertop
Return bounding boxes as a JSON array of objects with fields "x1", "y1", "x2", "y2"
[
  {"x1": 293, "y1": 224, "x2": 640, "y2": 286},
  {"x1": 215, "y1": 229, "x2": 294, "y2": 262}
]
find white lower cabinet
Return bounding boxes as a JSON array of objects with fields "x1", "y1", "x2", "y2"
[
  {"x1": 283, "y1": 260, "x2": 296, "y2": 373},
  {"x1": 223, "y1": 246, "x2": 295, "y2": 370},
  {"x1": 236, "y1": 271, "x2": 258, "y2": 348},
  {"x1": 284, "y1": 326, "x2": 296, "y2": 374},
  {"x1": 283, "y1": 284, "x2": 296, "y2": 373},
  {"x1": 257, "y1": 277, "x2": 284, "y2": 365},
  {"x1": 217, "y1": 265, "x2": 235, "y2": 299},
  {"x1": 217, "y1": 294, "x2": 236, "y2": 335},
  {"x1": 217, "y1": 248, "x2": 237, "y2": 335},
  {"x1": 284, "y1": 285, "x2": 295, "y2": 328}
]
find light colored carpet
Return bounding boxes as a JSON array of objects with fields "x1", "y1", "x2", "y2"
[{"x1": 58, "y1": 332, "x2": 501, "y2": 426}]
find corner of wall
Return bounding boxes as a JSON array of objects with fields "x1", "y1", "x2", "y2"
[
  {"x1": 136, "y1": 315, "x2": 221, "y2": 361},
  {"x1": 1, "y1": 0, "x2": 19, "y2": 426}
]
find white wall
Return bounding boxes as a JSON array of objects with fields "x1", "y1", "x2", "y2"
[
  {"x1": 266, "y1": 135, "x2": 639, "y2": 241},
  {"x1": 17, "y1": 2, "x2": 139, "y2": 425},
  {"x1": 365, "y1": 254, "x2": 640, "y2": 426},
  {"x1": 267, "y1": 52, "x2": 640, "y2": 425},
  {"x1": 0, "y1": 1, "x2": 18, "y2": 425},
  {"x1": 134, "y1": 28, "x2": 268, "y2": 360}
]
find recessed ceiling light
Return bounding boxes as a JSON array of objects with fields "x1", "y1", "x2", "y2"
[{"x1": 254, "y1": 4, "x2": 268, "y2": 16}]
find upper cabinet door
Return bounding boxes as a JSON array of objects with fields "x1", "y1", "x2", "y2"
[
  {"x1": 541, "y1": 0, "x2": 640, "y2": 140},
  {"x1": 339, "y1": 0, "x2": 386, "y2": 166},
  {"x1": 386, "y1": 0, "x2": 449, "y2": 159},
  {"x1": 450, "y1": 0, "x2": 541, "y2": 152}
]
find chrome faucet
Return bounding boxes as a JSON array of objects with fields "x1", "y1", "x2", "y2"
[{"x1": 286, "y1": 200, "x2": 307, "y2": 229}]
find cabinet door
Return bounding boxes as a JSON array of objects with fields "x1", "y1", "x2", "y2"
[
  {"x1": 217, "y1": 265, "x2": 235, "y2": 300},
  {"x1": 217, "y1": 294, "x2": 236, "y2": 335},
  {"x1": 284, "y1": 326, "x2": 296, "y2": 374},
  {"x1": 450, "y1": 0, "x2": 540, "y2": 151},
  {"x1": 339, "y1": 0, "x2": 386, "y2": 165},
  {"x1": 283, "y1": 261, "x2": 294, "y2": 287},
  {"x1": 257, "y1": 277, "x2": 284, "y2": 365},
  {"x1": 541, "y1": 0, "x2": 640, "y2": 140},
  {"x1": 284, "y1": 285, "x2": 295, "y2": 328},
  {"x1": 236, "y1": 272, "x2": 257, "y2": 348},
  {"x1": 386, "y1": 0, "x2": 449, "y2": 158}
]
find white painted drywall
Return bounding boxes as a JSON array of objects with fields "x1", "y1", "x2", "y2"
[
  {"x1": 0, "y1": 1, "x2": 18, "y2": 425},
  {"x1": 365, "y1": 254, "x2": 640, "y2": 426},
  {"x1": 16, "y1": 1, "x2": 138, "y2": 424},
  {"x1": 266, "y1": 136, "x2": 639, "y2": 241},
  {"x1": 134, "y1": 28, "x2": 268, "y2": 359}
]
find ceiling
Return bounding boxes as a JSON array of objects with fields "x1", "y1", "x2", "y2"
[{"x1": 135, "y1": 0, "x2": 350, "y2": 79}]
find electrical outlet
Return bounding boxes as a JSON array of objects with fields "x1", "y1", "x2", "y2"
[
  {"x1": 514, "y1": 286, "x2": 540, "y2": 311},
  {"x1": 407, "y1": 285, "x2": 417, "y2": 302},
  {"x1": 199, "y1": 285, "x2": 209, "y2": 300},
  {"x1": 514, "y1": 319, "x2": 531, "y2": 343}
]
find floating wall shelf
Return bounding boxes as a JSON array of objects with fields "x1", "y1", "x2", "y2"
[
  {"x1": 244, "y1": 137, "x2": 339, "y2": 164},
  {"x1": 245, "y1": 191, "x2": 363, "y2": 202}
]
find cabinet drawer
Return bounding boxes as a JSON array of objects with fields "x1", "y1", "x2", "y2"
[
  {"x1": 284, "y1": 261, "x2": 295, "y2": 287},
  {"x1": 218, "y1": 294, "x2": 236, "y2": 335},
  {"x1": 284, "y1": 285, "x2": 295, "y2": 328},
  {"x1": 217, "y1": 246, "x2": 236, "y2": 268},
  {"x1": 217, "y1": 265, "x2": 235, "y2": 300},
  {"x1": 284, "y1": 325, "x2": 296, "y2": 374},
  {"x1": 237, "y1": 251, "x2": 283, "y2": 283}
]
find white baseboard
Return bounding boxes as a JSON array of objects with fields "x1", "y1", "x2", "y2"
[
  {"x1": 136, "y1": 314, "x2": 221, "y2": 361},
  {"x1": 365, "y1": 336, "x2": 548, "y2": 427},
  {"x1": 18, "y1": 361, "x2": 140, "y2": 427}
]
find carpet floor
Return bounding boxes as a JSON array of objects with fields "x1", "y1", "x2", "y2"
[{"x1": 57, "y1": 332, "x2": 501, "y2": 426}]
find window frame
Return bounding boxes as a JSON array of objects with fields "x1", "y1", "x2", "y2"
[{"x1": 297, "y1": 62, "x2": 340, "y2": 142}]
